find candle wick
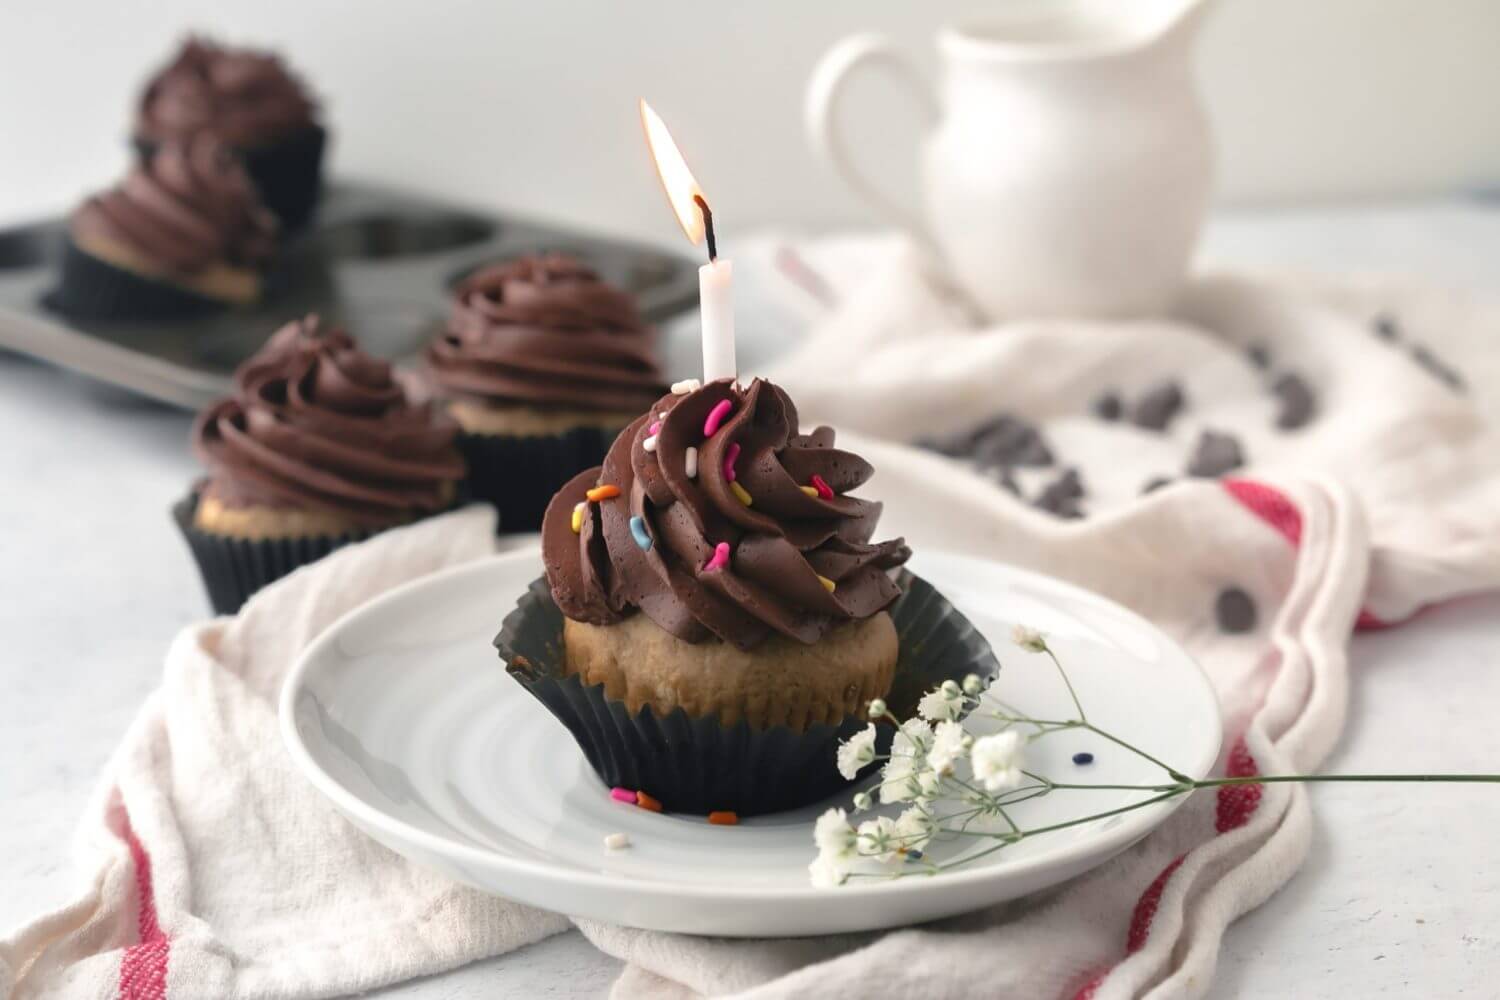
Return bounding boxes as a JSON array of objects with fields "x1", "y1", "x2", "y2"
[{"x1": 693, "y1": 194, "x2": 717, "y2": 263}]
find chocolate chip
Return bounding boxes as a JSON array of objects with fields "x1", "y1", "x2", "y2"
[
  {"x1": 1410, "y1": 345, "x2": 1467, "y2": 393},
  {"x1": 1247, "y1": 343, "x2": 1271, "y2": 370},
  {"x1": 1185, "y1": 430, "x2": 1245, "y2": 478},
  {"x1": 1215, "y1": 587, "x2": 1258, "y2": 634},
  {"x1": 994, "y1": 466, "x2": 1021, "y2": 496},
  {"x1": 971, "y1": 415, "x2": 1054, "y2": 469},
  {"x1": 1130, "y1": 381, "x2": 1185, "y2": 431},
  {"x1": 1271, "y1": 372, "x2": 1317, "y2": 430},
  {"x1": 1373, "y1": 313, "x2": 1400, "y2": 341},
  {"x1": 1141, "y1": 476, "x2": 1173, "y2": 495},
  {"x1": 1092, "y1": 392, "x2": 1123, "y2": 421},
  {"x1": 1034, "y1": 468, "x2": 1086, "y2": 519},
  {"x1": 1072, "y1": 752, "x2": 1094, "y2": 765}
]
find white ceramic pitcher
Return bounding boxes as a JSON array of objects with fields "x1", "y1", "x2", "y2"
[{"x1": 806, "y1": 0, "x2": 1214, "y2": 321}]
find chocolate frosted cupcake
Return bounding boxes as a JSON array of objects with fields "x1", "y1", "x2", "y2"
[
  {"x1": 53, "y1": 133, "x2": 277, "y2": 319},
  {"x1": 176, "y1": 314, "x2": 465, "y2": 613},
  {"x1": 135, "y1": 37, "x2": 326, "y2": 228},
  {"x1": 427, "y1": 253, "x2": 666, "y2": 532},
  {"x1": 496, "y1": 377, "x2": 998, "y2": 816}
]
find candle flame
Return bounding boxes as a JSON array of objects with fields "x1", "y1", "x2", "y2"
[{"x1": 640, "y1": 99, "x2": 707, "y2": 245}]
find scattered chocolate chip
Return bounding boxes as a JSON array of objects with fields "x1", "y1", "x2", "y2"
[
  {"x1": 1185, "y1": 430, "x2": 1245, "y2": 478},
  {"x1": 1410, "y1": 345, "x2": 1467, "y2": 393},
  {"x1": 1130, "y1": 380, "x2": 1185, "y2": 431},
  {"x1": 1246, "y1": 343, "x2": 1271, "y2": 370},
  {"x1": 1092, "y1": 392, "x2": 1123, "y2": 421},
  {"x1": 995, "y1": 466, "x2": 1021, "y2": 496},
  {"x1": 1271, "y1": 372, "x2": 1317, "y2": 430},
  {"x1": 1215, "y1": 587, "x2": 1258, "y2": 634},
  {"x1": 1034, "y1": 468, "x2": 1086, "y2": 519},
  {"x1": 1141, "y1": 476, "x2": 1173, "y2": 495},
  {"x1": 1372, "y1": 313, "x2": 1400, "y2": 341},
  {"x1": 1072, "y1": 752, "x2": 1095, "y2": 765},
  {"x1": 971, "y1": 415, "x2": 1054, "y2": 469}
]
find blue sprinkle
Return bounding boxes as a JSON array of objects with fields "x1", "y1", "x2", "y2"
[
  {"x1": 906, "y1": 850, "x2": 923, "y2": 861},
  {"x1": 1072, "y1": 752, "x2": 1095, "y2": 765},
  {"x1": 629, "y1": 516, "x2": 652, "y2": 551}
]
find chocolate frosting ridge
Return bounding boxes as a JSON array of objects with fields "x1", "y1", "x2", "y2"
[
  {"x1": 427, "y1": 254, "x2": 666, "y2": 413},
  {"x1": 71, "y1": 133, "x2": 276, "y2": 274},
  {"x1": 136, "y1": 37, "x2": 318, "y2": 147},
  {"x1": 542, "y1": 378, "x2": 911, "y2": 650},
  {"x1": 194, "y1": 315, "x2": 465, "y2": 526}
]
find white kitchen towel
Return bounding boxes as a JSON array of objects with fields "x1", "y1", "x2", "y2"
[
  {"x1": 4, "y1": 466, "x2": 1371, "y2": 1000},
  {"x1": 759, "y1": 236, "x2": 1500, "y2": 623}
]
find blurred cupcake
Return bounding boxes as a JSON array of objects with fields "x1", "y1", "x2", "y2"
[
  {"x1": 53, "y1": 133, "x2": 277, "y2": 319},
  {"x1": 497, "y1": 377, "x2": 998, "y2": 816},
  {"x1": 135, "y1": 36, "x2": 326, "y2": 229},
  {"x1": 426, "y1": 253, "x2": 666, "y2": 532},
  {"x1": 176, "y1": 314, "x2": 465, "y2": 613}
]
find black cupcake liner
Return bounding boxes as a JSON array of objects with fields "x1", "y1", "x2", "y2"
[
  {"x1": 459, "y1": 425, "x2": 616, "y2": 534},
  {"x1": 172, "y1": 493, "x2": 376, "y2": 615},
  {"x1": 47, "y1": 239, "x2": 227, "y2": 320},
  {"x1": 136, "y1": 124, "x2": 327, "y2": 231},
  {"x1": 496, "y1": 569, "x2": 1001, "y2": 817}
]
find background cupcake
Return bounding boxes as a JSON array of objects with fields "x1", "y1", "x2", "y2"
[
  {"x1": 52, "y1": 132, "x2": 277, "y2": 319},
  {"x1": 177, "y1": 314, "x2": 465, "y2": 613},
  {"x1": 135, "y1": 36, "x2": 327, "y2": 229},
  {"x1": 427, "y1": 252, "x2": 667, "y2": 532},
  {"x1": 492, "y1": 377, "x2": 994, "y2": 818}
]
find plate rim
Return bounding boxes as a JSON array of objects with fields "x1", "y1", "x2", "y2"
[{"x1": 280, "y1": 546, "x2": 1222, "y2": 903}]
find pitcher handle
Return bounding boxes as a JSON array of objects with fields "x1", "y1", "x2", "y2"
[{"x1": 805, "y1": 34, "x2": 939, "y2": 249}]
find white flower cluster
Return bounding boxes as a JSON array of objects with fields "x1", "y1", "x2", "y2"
[{"x1": 810, "y1": 672, "x2": 1027, "y2": 887}]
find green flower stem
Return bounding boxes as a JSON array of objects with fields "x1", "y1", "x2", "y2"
[{"x1": 1044, "y1": 647, "x2": 1086, "y2": 723}]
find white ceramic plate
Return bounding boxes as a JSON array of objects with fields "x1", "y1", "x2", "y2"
[{"x1": 281, "y1": 547, "x2": 1220, "y2": 937}]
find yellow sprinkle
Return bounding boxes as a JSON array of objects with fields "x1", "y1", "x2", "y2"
[
  {"x1": 586, "y1": 484, "x2": 621, "y2": 502},
  {"x1": 799, "y1": 485, "x2": 819, "y2": 497},
  {"x1": 730, "y1": 481, "x2": 753, "y2": 506},
  {"x1": 571, "y1": 502, "x2": 584, "y2": 534},
  {"x1": 818, "y1": 575, "x2": 837, "y2": 592}
]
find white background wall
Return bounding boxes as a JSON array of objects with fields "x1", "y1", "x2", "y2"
[{"x1": 2, "y1": 1, "x2": 1498, "y2": 245}]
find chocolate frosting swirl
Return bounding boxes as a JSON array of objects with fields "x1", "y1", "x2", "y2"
[
  {"x1": 136, "y1": 37, "x2": 318, "y2": 147},
  {"x1": 542, "y1": 378, "x2": 911, "y2": 650},
  {"x1": 427, "y1": 254, "x2": 666, "y2": 413},
  {"x1": 194, "y1": 316, "x2": 465, "y2": 526},
  {"x1": 72, "y1": 133, "x2": 277, "y2": 274}
]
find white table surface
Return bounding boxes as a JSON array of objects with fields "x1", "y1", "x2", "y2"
[{"x1": 3, "y1": 198, "x2": 1500, "y2": 999}]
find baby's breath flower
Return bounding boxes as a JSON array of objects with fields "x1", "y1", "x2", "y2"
[
  {"x1": 917, "y1": 687, "x2": 962, "y2": 722},
  {"x1": 867, "y1": 698, "x2": 887, "y2": 719},
  {"x1": 809, "y1": 855, "x2": 849, "y2": 888},
  {"x1": 917, "y1": 769, "x2": 943, "y2": 800},
  {"x1": 836, "y1": 724, "x2": 878, "y2": 780},
  {"x1": 941, "y1": 679, "x2": 962, "y2": 698},
  {"x1": 1011, "y1": 625, "x2": 1048, "y2": 653},
  {"x1": 970, "y1": 730, "x2": 1025, "y2": 792},
  {"x1": 896, "y1": 718, "x2": 934, "y2": 755},
  {"x1": 894, "y1": 803, "x2": 937, "y2": 855},
  {"x1": 852, "y1": 791, "x2": 872, "y2": 812},
  {"x1": 962, "y1": 673, "x2": 984, "y2": 696},
  {"x1": 814, "y1": 807, "x2": 857, "y2": 860},
  {"x1": 879, "y1": 753, "x2": 921, "y2": 804},
  {"x1": 927, "y1": 720, "x2": 969, "y2": 774},
  {"x1": 856, "y1": 816, "x2": 902, "y2": 863}
]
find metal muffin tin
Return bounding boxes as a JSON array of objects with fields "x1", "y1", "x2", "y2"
[{"x1": 0, "y1": 182, "x2": 699, "y2": 409}]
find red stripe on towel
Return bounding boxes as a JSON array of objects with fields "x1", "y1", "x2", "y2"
[{"x1": 118, "y1": 817, "x2": 170, "y2": 1000}]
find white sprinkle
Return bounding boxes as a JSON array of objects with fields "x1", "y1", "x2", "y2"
[
  {"x1": 573, "y1": 501, "x2": 586, "y2": 514},
  {"x1": 604, "y1": 832, "x2": 631, "y2": 851},
  {"x1": 671, "y1": 378, "x2": 702, "y2": 395},
  {"x1": 685, "y1": 446, "x2": 699, "y2": 478},
  {"x1": 643, "y1": 434, "x2": 658, "y2": 453}
]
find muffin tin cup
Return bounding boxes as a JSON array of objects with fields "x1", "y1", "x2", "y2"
[
  {"x1": 172, "y1": 492, "x2": 380, "y2": 615},
  {"x1": 49, "y1": 239, "x2": 227, "y2": 320},
  {"x1": 458, "y1": 426, "x2": 617, "y2": 534},
  {"x1": 495, "y1": 569, "x2": 1002, "y2": 817},
  {"x1": 136, "y1": 124, "x2": 328, "y2": 231}
]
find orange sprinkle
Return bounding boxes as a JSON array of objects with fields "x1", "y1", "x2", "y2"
[
  {"x1": 586, "y1": 484, "x2": 621, "y2": 502},
  {"x1": 635, "y1": 791, "x2": 663, "y2": 813},
  {"x1": 708, "y1": 810, "x2": 739, "y2": 826}
]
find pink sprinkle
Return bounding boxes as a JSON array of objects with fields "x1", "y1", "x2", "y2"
[
  {"x1": 703, "y1": 542, "x2": 731, "y2": 572},
  {"x1": 647, "y1": 421, "x2": 662, "y2": 436},
  {"x1": 723, "y1": 442, "x2": 741, "y2": 481},
  {"x1": 610, "y1": 787, "x2": 638, "y2": 804},
  {"x1": 811, "y1": 474, "x2": 835, "y2": 500},
  {"x1": 703, "y1": 399, "x2": 734, "y2": 438}
]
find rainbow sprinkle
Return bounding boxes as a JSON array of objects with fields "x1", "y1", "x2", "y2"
[
  {"x1": 570, "y1": 502, "x2": 585, "y2": 534},
  {"x1": 610, "y1": 787, "x2": 637, "y2": 804},
  {"x1": 703, "y1": 541, "x2": 731, "y2": 572},
  {"x1": 723, "y1": 442, "x2": 741, "y2": 481},
  {"x1": 586, "y1": 484, "x2": 621, "y2": 502},
  {"x1": 629, "y1": 516, "x2": 652, "y2": 550},
  {"x1": 635, "y1": 790, "x2": 663, "y2": 813},
  {"x1": 647, "y1": 420, "x2": 663, "y2": 436},
  {"x1": 730, "y1": 481, "x2": 753, "y2": 507},
  {"x1": 685, "y1": 447, "x2": 699, "y2": 479},
  {"x1": 703, "y1": 399, "x2": 734, "y2": 437},
  {"x1": 671, "y1": 378, "x2": 701, "y2": 395},
  {"x1": 707, "y1": 811, "x2": 739, "y2": 826},
  {"x1": 643, "y1": 435, "x2": 658, "y2": 453},
  {"x1": 799, "y1": 485, "x2": 818, "y2": 498},
  {"x1": 810, "y1": 474, "x2": 834, "y2": 500},
  {"x1": 817, "y1": 574, "x2": 837, "y2": 593}
]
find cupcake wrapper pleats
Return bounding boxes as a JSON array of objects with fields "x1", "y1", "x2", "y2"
[
  {"x1": 496, "y1": 570, "x2": 1002, "y2": 817},
  {"x1": 48, "y1": 239, "x2": 226, "y2": 320}
]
